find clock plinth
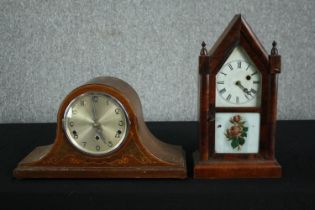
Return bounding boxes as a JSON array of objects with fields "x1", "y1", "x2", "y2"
[
  {"x1": 194, "y1": 15, "x2": 282, "y2": 179},
  {"x1": 14, "y1": 143, "x2": 186, "y2": 179},
  {"x1": 193, "y1": 152, "x2": 281, "y2": 179},
  {"x1": 14, "y1": 77, "x2": 186, "y2": 179}
]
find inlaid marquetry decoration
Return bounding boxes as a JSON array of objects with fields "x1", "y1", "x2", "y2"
[{"x1": 14, "y1": 77, "x2": 186, "y2": 179}]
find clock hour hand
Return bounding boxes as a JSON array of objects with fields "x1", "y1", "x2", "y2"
[
  {"x1": 95, "y1": 128, "x2": 107, "y2": 145},
  {"x1": 235, "y1": 81, "x2": 252, "y2": 96}
]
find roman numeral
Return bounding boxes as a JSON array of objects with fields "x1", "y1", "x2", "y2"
[
  {"x1": 253, "y1": 81, "x2": 260, "y2": 84},
  {"x1": 220, "y1": 72, "x2": 227, "y2": 76},
  {"x1": 244, "y1": 94, "x2": 250, "y2": 100},
  {"x1": 250, "y1": 88, "x2": 257, "y2": 94},
  {"x1": 228, "y1": 64, "x2": 233, "y2": 70},
  {"x1": 236, "y1": 96, "x2": 239, "y2": 104},
  {"x1": 226, "y1": 94, "x2": 231, "y2": 101},
  {"x1": 217, "y1": 81, "x2": 224, "y2": 84},
  {"x1": 246, "y1": 64, "x2": 251, "y2": 70},
  {"x1": 237, "y1": 61, "x2": 241, "y2": 68},
  {"x1": 251, "y1": 71, "x2": 258, "y2": 76},
  {"x1": 219, "y1": 88, "x2": 226, "y2": 94}
]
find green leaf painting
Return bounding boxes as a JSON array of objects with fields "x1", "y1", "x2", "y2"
[{"x1": 224, "y1": 115, "x2": 248, "y2": 151}]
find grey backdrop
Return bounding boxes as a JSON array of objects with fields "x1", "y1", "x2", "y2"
[{"x1": 0, "y1": 0, "x2": 314, "y2": 123}]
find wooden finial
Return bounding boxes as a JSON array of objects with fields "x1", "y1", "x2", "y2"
[
  {"x1": 269, "y1": 40, "x2": 281, "y2": 74},
  {"x1": 271, "y1": 40, "x2": 278, "y2": 56},
  {"x1": 200, "y1": 41, "x2": 208, "y2": 56}
]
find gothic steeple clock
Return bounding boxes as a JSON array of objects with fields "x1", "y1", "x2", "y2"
[{"x1": 194, "y1": 14, "x2": 282, "y2": 179}]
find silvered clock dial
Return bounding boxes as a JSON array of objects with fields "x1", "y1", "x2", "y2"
[{"x1": 63, "y1": 92, "x2": 129, "y2": 155}]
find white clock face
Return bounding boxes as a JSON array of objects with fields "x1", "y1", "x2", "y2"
[
  {"x1": 216, "y1": 46, "x2": 261, "y2": 107},
  {"x1": 63, "y1": 92, "x2": 129, "y2": 155}
]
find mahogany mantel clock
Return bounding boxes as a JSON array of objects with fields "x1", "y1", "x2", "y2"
[
  {"x1": 14, "y1": 76, "x2": 186, "y2": 179},
  {"x1": 194, "y1": 15, "x2": 282, "y2": 179}
]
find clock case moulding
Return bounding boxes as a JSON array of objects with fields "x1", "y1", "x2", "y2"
[
  {"x1": 14, "y1": 77, "x2": 187, "y2": 179},
  {"x1": 194, "y1": 14, "x2": 282, "y2": 179}
]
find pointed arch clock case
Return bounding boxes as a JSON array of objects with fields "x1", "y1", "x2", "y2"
[
  {"x1": 14, "y1": 77, "x2": 186, "y2": 179},
  {"x1": 194, "y1": 15, "x2": 282, "y2": 179}
]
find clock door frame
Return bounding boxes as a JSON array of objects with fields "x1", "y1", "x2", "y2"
[{"x1": 195, "y1": 14, "x2": 281, "y2": 179}]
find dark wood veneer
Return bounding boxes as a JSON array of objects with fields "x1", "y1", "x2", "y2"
[{"x1": 194, "y1": 14, "x2": 282, "y2": 179}]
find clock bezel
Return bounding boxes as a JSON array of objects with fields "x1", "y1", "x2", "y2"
[{"x1": 63, "y1": 91, "x2": 130, "y2": 156}]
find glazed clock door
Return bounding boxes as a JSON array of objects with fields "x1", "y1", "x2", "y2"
[{"x1": 215, "y1": 46, "x2": 262, "y2": 154}]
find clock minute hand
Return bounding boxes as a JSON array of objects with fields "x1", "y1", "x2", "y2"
[
  {"x1": 235, "y1": 81, "x2": 252, "y2": 96},
  {"x1": 91, "y1": 96, "x2": 97, "y2": 122}
]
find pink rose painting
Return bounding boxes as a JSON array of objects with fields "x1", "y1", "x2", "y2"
[{"x1": 224, "y1": 115, "x2": 248, "y2": 150}]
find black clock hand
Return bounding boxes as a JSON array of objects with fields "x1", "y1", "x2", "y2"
[
  {"x1": 243, "y1": 88, "x2": 251, "y2": 95},
  {"x1": 235, "y1": 81, "x2": 252, "y2": 96},
  {"x1": 95, "y1": 128, "x2": 107, "y2": 145}
]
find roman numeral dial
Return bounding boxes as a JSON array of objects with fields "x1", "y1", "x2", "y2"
[{"x1": 216, "y1": 60, "x2": 261, "y2": 107}]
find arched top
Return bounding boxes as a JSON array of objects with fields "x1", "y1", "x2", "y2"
[{"x1": 54, "y1": 77, "x2": 186, "y2": 167}]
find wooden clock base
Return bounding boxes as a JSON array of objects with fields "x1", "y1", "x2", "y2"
[
  {"x1": 14, "y1": 141, "x2": 186, "y2": 179},
  {"x1": 14, "y1": 145, "x2": 186, "y2": 179},
  {"x1": 193, "y1": 152, "x2": 281, "y2": 179}
]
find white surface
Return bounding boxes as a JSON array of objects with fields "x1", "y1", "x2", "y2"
[
  {"x1": 215, "y1": 113, "x2": 260, "y2": 154},
  {"x1": 216, "y1": 46, "x2": 261, "y2": 107}
]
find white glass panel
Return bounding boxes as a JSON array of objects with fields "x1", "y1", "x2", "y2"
[{"x1": 215, "y1": 112, "x2": 260, "y2": 154}]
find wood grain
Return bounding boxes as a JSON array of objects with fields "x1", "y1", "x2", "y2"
[
  {"x1": 194, "y1": 14, "x2": 282, "y2": 179},
  {"x1": 14, "y1": 77, "x2": 187, "y2": 179}
]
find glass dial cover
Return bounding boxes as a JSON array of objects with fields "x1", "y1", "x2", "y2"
[{"x1": 63, "y1": 92, "x2": 129, "y2": 155}]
